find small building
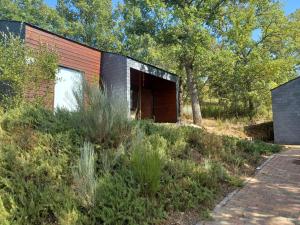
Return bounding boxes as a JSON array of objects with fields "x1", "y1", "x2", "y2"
[
  {"x1": 272, "y1": 77, "x2": 300, "y2": 144},
  {"x1": 0, "y1": 20, "x2": 180, "y2": 123}
]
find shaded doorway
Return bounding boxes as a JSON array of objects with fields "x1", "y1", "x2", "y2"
[{"x1": 130, "y1": 68, "x2": 177, "y2": 122}]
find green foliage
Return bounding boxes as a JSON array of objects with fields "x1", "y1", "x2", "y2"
[
  {"x1": 0, "y1": 103, "x2": 282, "y2": 225},
  {"x1": 119, "y1": 0, "x2": 299, "y2": 120},
  {"x1": 57, "y1": 0, "x2": 119, "y2": 51},
  {"x1": 0, "y1": 197, "x2": 9, "y2": 225},
  {"x1": 0, "y1": 0, "x2": 66, "y2": 34},
  {"x1": 237, "y1": 140, "x2": 281, "y2": 155},
  {"x1": 161, "y1": 159, "x2": 215, "y2": 211},
  {"x1": 74, "y1": 81, "x2": 132, "y2": 147},
  {"x1": 1, "y1": 104, "x2": 85, "y2": 147},
  {"x1": 73, "y1": 142, "x2": 96, "y2": 208},
  {"x1": 94, "y1": 172, "x2": 163, "y2": 225},
  {"x1": 206, "y1": 2, "x2": 298, "y2": 118},
  {"x1": 0, "y1": 136, "x2": 79, "y2": 225},
  {"x1": 0, "y1": 35, "x2": 58, "y2": 109},
  {"x1": 130, "y1": 133, "x2": 166, "y2": 195}
]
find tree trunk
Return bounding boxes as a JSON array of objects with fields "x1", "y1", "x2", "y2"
[
  {"x1": 178, "y1": 78, "x2": 184, "y2": 123},
  {"x1": 185, "y1": 65, "x2": 202, "y2": 125},
  {"x1": 248, "y1": 98, "x2": 254, "y2": 120}
]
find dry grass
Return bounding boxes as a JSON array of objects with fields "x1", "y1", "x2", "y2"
[
  {"x1": 182, "y1": 105, "x2": 272, "y2": 140},
  {"x1": 202, "y1": 119, "x2": 248, "y2": 139}
]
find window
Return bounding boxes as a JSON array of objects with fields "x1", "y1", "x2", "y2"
[{"x1": 54, "y1": 67, "x2": 83, "y2": 111}]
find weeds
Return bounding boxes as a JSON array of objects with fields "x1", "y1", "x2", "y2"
[
  {"x1": 130, "y1": 133, "x2": 166, "y2": 195},
  {"x1": 73, "y1": 142, "x2": 96, "y2": 208}
]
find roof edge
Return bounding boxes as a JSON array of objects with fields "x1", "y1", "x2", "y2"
[
  {"x1": 102, "y1": 51, "x2": 179, "y2": 78},
  {"x1": 0, "y1": 19, "x2": 179, "y2": 78},
  {"x1": 271, "y1": 76, "x2": 300, "y2": 92}
]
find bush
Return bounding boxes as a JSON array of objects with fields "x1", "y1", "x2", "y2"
[
  {"x1": 0, "y1": 34, "x2": 58, "y2": 109},
  {"x1": 74, "y1": 81, "x2": 132, "y2": 147},
  {"x1": 0, "y1": 105, "x2": 85, "y2": 146},
  {"x1": 237, "y1": 140, "x2": 281, "y2": 155},
  {"x1": 93, "y1": 173, "x2": 163, "y2": 225},
  {"x1": 203, "y1": 159, "x2": 228, "y2": 187},
  {"x1": 0, "y1": 139, "x2": 78, "y2": 225},
  {"x1": 130, "y1": 133, "x2": 167, "y2": 195},
  {"x1": 0, "y1": 101, "x2": 282, "y2": 225},
  {"x1": 161, "y1": 160, "x2": 215, "y2": 211}
]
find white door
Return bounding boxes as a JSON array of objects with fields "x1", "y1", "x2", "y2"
[{"x1": 54, "y1": 67, "x2": 82, "y2": 111}]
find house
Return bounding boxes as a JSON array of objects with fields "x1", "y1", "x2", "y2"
[
  {"x1": 271, "y1": 76, "x2": 300, "y2": 144},
  {"x1": 0, "y1": 20, "x2": 180, "y2": 123}
]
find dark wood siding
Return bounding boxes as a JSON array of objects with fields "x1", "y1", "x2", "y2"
[
  {"x1": 153, "y1": 81, "x2": 177, "y2": 123},
  {"x1": 24, "y1": 25, "x2": 101, "y2": 108}
]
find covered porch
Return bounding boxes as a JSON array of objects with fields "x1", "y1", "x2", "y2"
[
  {"x1": 101, "y1": 52, "x2": 180, "y2": 123},
  {"x1": 130, "y1": 68, "x2": 177, "y2": 122}
]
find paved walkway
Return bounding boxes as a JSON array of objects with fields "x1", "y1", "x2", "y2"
[{"x1": 203, "y1": 148, "x2": 300, "y2": 225}]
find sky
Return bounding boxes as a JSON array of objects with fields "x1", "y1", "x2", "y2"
[
  {"x1": 45, "y1": 0, "x2": 300, "y2": 14},
  {"x1": 45, "y1": 0, "x2": 120, "y2": 8}
]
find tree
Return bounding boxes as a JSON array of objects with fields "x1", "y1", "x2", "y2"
[
  {"x1": 57, "y1": 0, "x2": 118, "y2": 51},
  {"x1": 119, "y1": 0, "x2": 228, "y2": 125},
  {"x1": 208, "y1": 0, "x2": 298, "y2": 118},
  {"x1": 0, "y1": 0, "x2": 66, "y2": 34}
]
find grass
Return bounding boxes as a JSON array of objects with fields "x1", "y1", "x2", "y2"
[{"x1": 0, "y1": 88, "x2": 282, "y2": 225}]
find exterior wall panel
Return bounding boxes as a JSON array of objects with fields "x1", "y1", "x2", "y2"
[
  {"x1": 272, "y1": 77, "x2": 300, "y2": 144},
  {"x1": 0, "y1": 21, "x2": 25, "y2": 38},
  {"x1": 153, "y1": 84, "x2": 177, "y2": 122},
  {"x1": 100, "y1": 53, "x2": 128, "y2": 111},
  {"x1": 24, "y1": 25, "x2": 101, "y2": 108}
]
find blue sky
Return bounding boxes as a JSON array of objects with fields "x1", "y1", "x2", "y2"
[
  {"x1": 282, "y1": 0, "x2": 300, "y2": 14},
  {"x1": 45, "y1": 0, "x2": 120, "y2": 8},
  {"x1": 45, "y1": 0, "x2": 299, "y2": 14}
]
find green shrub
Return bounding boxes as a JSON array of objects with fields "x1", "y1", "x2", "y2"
[
  {"x1": 58, "y1": 209, "x2": 81, "y2": 225},
  {"x1": 203, "y1": 160, "x2": 228, "y2": 186},
  {"x1": 130, "y1": 133, "x2": 167, "y2": 195},
  {"x1": 161, "y1": 160, "x2": 215, "y2": 211},
  {"x1": 0, "y1": 100, "x2": 283, "y2": 225},
  {"x1": 0, "y1": 140, "x2": 78, "y2": 225},
  {"x1": 1, "y1": 105, "x2": 85, "y2": 148},
  {"x1": 0, "y1": 197, "x2": 9, "y2": 225},
  {"x1": 73, "y1": 142, "x2": 96, "y2": 208},
  {"x1": 237, "y1": 140, "x2": 281, "y2": 154},
  {"x1": 94, "y1": 173, "x2": 163, "y2": 225},
  {"x1": 0, "y1": 34, "x2": 58, "y2": 109},
  {"x1": 96, "y1": 144, "x2": 125, "y2": 174},
  {"x1": 137, "y1": 120, "x2": 188, "y2": 144},
  {"x1": 73, "y1": 81, "x2": 132, "y2": 147}
]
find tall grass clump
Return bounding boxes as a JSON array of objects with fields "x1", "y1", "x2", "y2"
[
  {"x1": 130, "y1": 133, "x2": 167, "y2": 195},
  {"x1": 73, "y1": 142, "x2": 96, "y2": 208},
  {"x1": 73, "y1": 80, "x2": 131, "y2": 146}
]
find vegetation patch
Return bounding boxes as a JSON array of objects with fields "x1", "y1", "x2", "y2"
[{"x1": 0, "y1": 92, "x2": 281, "y2": 224}]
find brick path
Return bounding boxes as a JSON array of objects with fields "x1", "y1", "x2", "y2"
[{"x1": 202, "y1": 148, "x2": 300, "y2": 225}]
